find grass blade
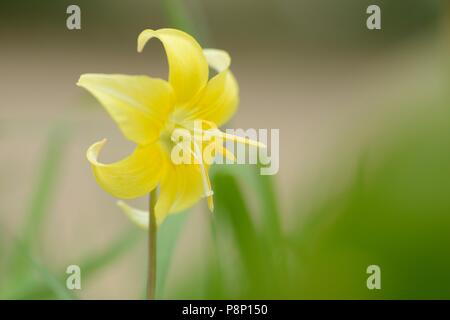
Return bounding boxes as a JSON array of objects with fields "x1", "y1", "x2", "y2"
[
  {"x1": 155, "y1": 212, "x2": 187, "y2": 298},
  {"x1": 7, "y1": 123, "x2": 70, "y2": 285}
]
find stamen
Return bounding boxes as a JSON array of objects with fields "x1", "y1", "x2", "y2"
[
  {"x1": 172, "y1": 129, "x2": 214, "y2": 212},
  {"x1": 193, "y1": 127, "x2": 266, "y2": 148},
  {"x1": 191, "y1": 140, "x2": 214, "y2": 209},
  {"x1": 171, "y1": 118, "x2": 266, "y2": 213},
  {"x1": 219, "y1": 146, "x2": 236, "y2": 162}
]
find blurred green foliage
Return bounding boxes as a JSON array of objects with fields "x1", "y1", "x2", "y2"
[
  {"x1": 0, "y1": 125, "x2": 143, "y2": 299},
  {"x1": 164, "y1": 97, "x2": 450, "y2": 299},
  {"x1": 293, "y1": 101, "x2": 450, "y2": 299},
  {"x1": 1, "y1": 124, "x2": 73, "y2": 299},
  {"x1": 3, "y1": 98, "x2": 450, "y2": 299}
]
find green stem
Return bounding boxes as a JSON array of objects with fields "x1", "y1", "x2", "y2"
[{"x1": 147, "y1": 189, "x2": 158, "y2": 300}]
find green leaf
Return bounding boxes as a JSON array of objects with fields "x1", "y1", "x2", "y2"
[
  {"x1": 211, "y1": 171, "x2": 269, "y2": 297},
  {"x1": 1, "y1": 236, "x2": 77, "y2": 300},
  {"x1": 7, "y1": 123, "x2": 70, "y2": 286},
  {"x1": 211, "y1": 165, "x2": 282, "y2": 243},
  {"x1": 155, "y1": 212, "x2": 187, "y2": 298},
  {"x1": 27, "y1": 254, "x2": 77, "y2": 300},
  {"x1": 77, "y1": 227, "x2": 141, "y2": 281},
  {"x1": 5, "y1": 227, "x2": 141, "y2": 299},
  {"x1": 254, "y1": 165, "x2": 282, "y2": 242},
  {"x1": 23, "y1": 124, "x2": 70, "y2": 246}
]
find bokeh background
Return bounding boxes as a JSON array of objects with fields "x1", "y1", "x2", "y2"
[{"x1": 1, "y1": 0, "x2": 450, "y2": 299}]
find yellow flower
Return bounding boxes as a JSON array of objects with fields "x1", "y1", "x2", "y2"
[{"x1": 78, "y1": 28, "x2": 260, "y2": 227}]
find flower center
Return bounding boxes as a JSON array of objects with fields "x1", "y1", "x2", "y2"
[
  {"x1": 158, "y1": 115, "x2": 266, "y2": 213},
  {"x1": 158, "y1": 114, "x2": 215, "y2": 211}
]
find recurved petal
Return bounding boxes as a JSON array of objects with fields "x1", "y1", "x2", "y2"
[
  {"x1": 137, "y1": 28, "x2": 209, "y2": 106},
  {"x1": 78, "y1": 74, "x2": 174, "y2": 145},
  {"x1": 187, "y1": 49, "x2": 239, "y2": 126},
  {"x1": 155, "y1": 162, "x2": 204, "y2": 225},
  {"x1": 117, "y1": 201, "x2": 149, "y2": 229},
  {"x1": 87, "y1": 139, "x2": 163, "y2": 199}
]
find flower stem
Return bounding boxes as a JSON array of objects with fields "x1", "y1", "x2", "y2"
[{"x1": 147, "y1": 189, "x2": 157, "y2": 300}]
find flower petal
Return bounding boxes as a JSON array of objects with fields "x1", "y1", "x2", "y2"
[
  {"x1": 137, "y1": 28, "x2": 209, "y2": 106},
  {"x1": 185, "y1": 49, "x2": 239, "y2": 126},
  {"x1": 155, "y1": 162, "x2": 204, "y2": 225},
  {"x1": 117, "y1": 200, "x2": 149, "y2": 229},
  {"x1": 87, "y1": 139, "x2": 163, "y2": 199},
  {"x1": 78, "y1": 74, "x2": 174, "y2": 145}
]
